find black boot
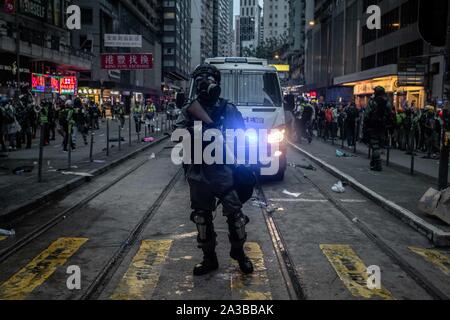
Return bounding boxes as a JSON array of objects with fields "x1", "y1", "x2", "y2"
[
  {"x1": 230, "y1": 247, "x2": 254, "y2": 275},
  {"x1": 193, "y1": 252, "x2": 219, "y2": 276}
]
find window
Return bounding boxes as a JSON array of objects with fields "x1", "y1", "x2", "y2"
[
  {"x1": 361, "y1": 55, "x2": 376, "y2": 71},
  {"x1": 237, "y1": 72, "x2": 282, "y2": 107},
  {"x1": 377, "y1": 47, "x2": 398, "y2": 67},
  {"x1": 81, "y1": 7, "x2": 93, "y2": 25},
  {"x1": 401, "y1": 0, "x2": 418, "y2": 27}
]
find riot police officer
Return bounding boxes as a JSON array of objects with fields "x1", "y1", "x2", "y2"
[
  {"x1": 176, "y1": 64, "x2": 254, "y2": 276},
  {"x1": 363, "y1": 86, "x2": 392, "y2": 171}
]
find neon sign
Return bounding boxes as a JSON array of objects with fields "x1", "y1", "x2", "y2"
[
  {"x1": 60, "y1": 76, "x2": 77, "y2": 95},
  {"x1": 31, "y1": 74, "x2": 78, "y2": 94},
  {"x1": 31, "y1": 74, "x2": 60, "y2": 93}
]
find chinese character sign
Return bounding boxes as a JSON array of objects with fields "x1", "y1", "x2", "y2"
[
  {"x1": 31, "y1": 74, "x2": 60, "y2": 93},
  {"x1": 101, "y1": 54, "x2": 153, "y2": 70},
  {"x1": 104, "y1": 34, "x2": 142, "y2": 48},
  {"x1": 60, "y1": 76, "x2": 77, "y2": 95},
  {"x1": 32, "y1": 74, "x2": 46, "y2": 93}
]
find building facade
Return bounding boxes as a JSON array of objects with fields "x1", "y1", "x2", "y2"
[
  {"x1": 239, "y1": 0, "x2": 262, "y2": 54},
  {"x1": 162, "y1": 0, "x2": 191, "y2": 91},
  {"x1": 71, "y1": 0, "x2": 162, "y2": 106},
  {"x1": 304, "y1": 0, "x2": 448, "y2": 109},
  {"x1": 263, "y1": 0, "x2": 290, "y2": 42},
  {"x1": 213, "y1": 0, "x2": 233, "y2": 57},
  {"x1": 0, "y1": 0, "x2": 92, "y2": 97},
  {"x1": 191, "y1": 0, "x2": 213, "y2": 69},
  {"x1": 234, "y1": 15, "x2": 241, "y2": 56},
  {"x1": 286, "y1": 0, "x2": 311, "y2": 85}
]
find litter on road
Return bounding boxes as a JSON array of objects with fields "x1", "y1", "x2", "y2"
[
  {"x1": 332, "y1": 181, "x2": 346, "y2": 193},
  {"x1": 283, "y1": 190, "x2": 302, "y2": 198},
  {"x1": 288, "y1": 163, "x2": 317, "y2": 171},
  {"x1": 336, "y1": 150, "x2": 355, "y2": 158},
  {"x1": 0, "y1": 228, "x2": 15, "y2": 236}
]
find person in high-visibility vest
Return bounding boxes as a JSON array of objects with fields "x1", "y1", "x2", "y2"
[
  {"x1": 145, "y1": 100, "x2": 156, "y2": 133},
  {"x1": 132, "y1": 103, "x2": 143, "y2": 134}
]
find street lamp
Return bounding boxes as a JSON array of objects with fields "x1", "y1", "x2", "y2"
[{"x1": 309, "y1": 20, "x2": 316, "y2": 27}]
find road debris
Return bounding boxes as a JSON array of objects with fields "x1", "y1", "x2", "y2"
[
  {"x1": 0, "y1": 228, "x2": 15, "y2": 236},
  {"x1": 283, "y1": 190, "x2": 302, "y2": 198},
  {"x1": 336, "y1": 149, "x2": 355, "y2": 158},
  {"x1": 332, "y1": 181, "x2": 346, "y2": 193}
]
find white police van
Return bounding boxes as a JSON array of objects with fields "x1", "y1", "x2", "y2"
[{"x1": 189, "y1": 57, "x2": 287, "y2": 180}]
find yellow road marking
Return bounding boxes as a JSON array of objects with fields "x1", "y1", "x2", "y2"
[
  {"x1": 230, "y1": 242, "x2": 272, "y2": 300},
  {"x1": 320, "y1": 245, "x2": 394, "y2": 300},
  {"x1": 409, "y1": 247, "x2": 450, "y2": 277},
  {"x1": 0, "y1": 237, "x2": 88, "y2": 300},
  {"x1": 110, "y1": 240, "x2": 173, "y2": 300},
  {"x1": 0, "y1": 236, "x2": 7, "y2": 241}
]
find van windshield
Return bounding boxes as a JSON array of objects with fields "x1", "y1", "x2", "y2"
[{"x1": 237, "y1": 72, "x2": 282, "y2": 107}]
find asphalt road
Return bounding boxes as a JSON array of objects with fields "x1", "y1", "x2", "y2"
[{"x1": 0, "y1": 139, "x2": 449, "y2": 300}]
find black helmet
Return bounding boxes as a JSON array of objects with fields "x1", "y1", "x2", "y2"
[
  {"x1": 192, "y1": 63, "x2": 221, "y2": 84},
  {"x1": 374, "y1": 86, "x2": 386, "y2": 96}
]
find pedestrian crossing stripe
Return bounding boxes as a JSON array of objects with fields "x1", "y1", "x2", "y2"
[
  {"x1": 0, "y1": 237, "x2": 88, "y2": 300},
  {"x1": 0, "y1": 236, "x2": 6, "y2": 241},
  {"x1": 409, "y1": 247, "x2": 450, "y2": 277},
  {"x1": 230, "y1": 242, "x2": 272, "y2": 300},
  {"x1": 320, "y1": 245, "x2": 394, "y2": 300},
  {"x1": 110, "y1": 240, "x2": 173, "y2": 300}
]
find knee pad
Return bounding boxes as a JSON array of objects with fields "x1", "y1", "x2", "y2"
[
  {"x1": 190, "y1": 211, "x2": 216, "y2": 247},
  {"x1": 227, "y1": 212, "x2": 250, "y2": 244}
]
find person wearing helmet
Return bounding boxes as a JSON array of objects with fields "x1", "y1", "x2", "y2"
[
  {"x1": 363, "y1": 86, "x2": 392, "y2": 171},
  {"x1": 176, "y1": 63, "x2": 254, "y2": 276},
  {"x1": 144, "y1": 99, "x2": 157, "y2": 133},
  {"x1": 60, "y1": 99, "x2": 75, "y2": 151}
]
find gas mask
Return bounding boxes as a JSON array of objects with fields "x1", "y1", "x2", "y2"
[{"x1": 195, "y1": 74, "x2": 221, "y2": 105}]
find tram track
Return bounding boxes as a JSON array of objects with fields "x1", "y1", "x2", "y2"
[
  {"x1": 0, "y1": 140, "x2": 172, "y2": 265},
  {"x1": 255, "y1": 179, "x2": 308, "y2": 300},
  {"x1": 286, "y1": 148, "x2": 449, "y2": 300},
  {"x1": 80, "y1": 168, "x2": 183, "y2": 300}
]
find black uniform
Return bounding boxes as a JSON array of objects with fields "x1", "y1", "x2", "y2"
[
  {"x1": 363, "y1": 87, "x2": 392, "y2": 171},
  {"x1": 176, "y1": 64, "x2": 254, "y2": 276}
]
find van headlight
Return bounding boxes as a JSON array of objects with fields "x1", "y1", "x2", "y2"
[{"x1": 268, "y1": 129, "x2": 285, "y2": 144}]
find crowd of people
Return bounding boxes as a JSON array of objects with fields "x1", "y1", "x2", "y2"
[
  {"x1": 290, "y1": 88, "x2": 446, "y2": 170},
  {"x1": 0, "y1": 89, "x2": 161, "y2": 154}
]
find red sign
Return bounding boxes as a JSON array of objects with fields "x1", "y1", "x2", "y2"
[
  {"x1": 60, "y1": 76, "x2": 77, "y2": 95},
  {"x1": 31, "y1": 74, "x2": 60, "y2": 93},
  {"x1": 101, "y1": 53, "x2": 153, "y2": 70}
]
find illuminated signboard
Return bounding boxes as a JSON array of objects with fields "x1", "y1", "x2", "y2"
[
  {"x1": 31, "y1": 73, "x2": 46, "y2": 92},
  {"x1": 31, "y1": 74, "x2": 77, "y2": 94},
  {"x1": 270, "y1": 64, "x2": 290, "y2": 73},
  {"x1": 60, "y1": 76, "x2": 77, "y2": 95},
  {"x1": 31, "y1": 74, "x2": 60, "y2": 93}
]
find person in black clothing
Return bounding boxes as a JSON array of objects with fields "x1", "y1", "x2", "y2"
[
  {"x1": 345, "y1": 102, "x2": 358, "y2": 147},
  {"x1": 176, "y1": 63, "x2": 254, "y2": 277},
  {"x1": 301, "y1": 102, "x2": 314, "y2": 143}
]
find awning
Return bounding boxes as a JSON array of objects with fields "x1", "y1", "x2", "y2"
[{"x1": 334, "y1": 64, "x2": 398, "y2": 86}]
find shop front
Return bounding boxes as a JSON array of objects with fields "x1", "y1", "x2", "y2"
[
  {"x1": 343, "y1": 76, "x2": 425, "y2": 110},
  {"x1": 334, "y1": 65, "x2": 426, "y2": 110}
]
